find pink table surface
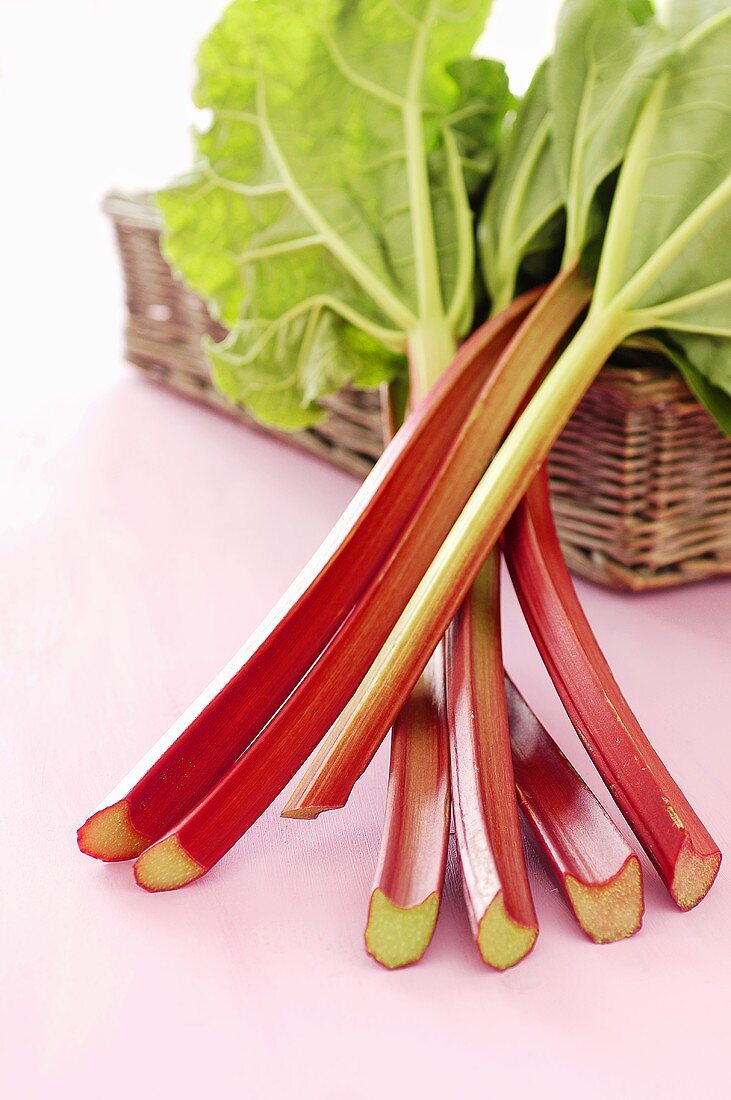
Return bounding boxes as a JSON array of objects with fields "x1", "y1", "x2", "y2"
[{"x1": 3, "y1": 369, "x2": 730, "y2": 1099}]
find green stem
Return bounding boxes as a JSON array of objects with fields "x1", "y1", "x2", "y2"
[
  {"x1": 562, "y1": 63, "x2": 596, "y2": 267},
  {"x1": 591, "y1": 75, "x2": 667, "y2": 313},
  {"x1": 443, "y1": 126, "x2": 475, "y2": 333},
  {"x1": 219, "y1": 295, "x2": 407, "y2": 366},
  {"x1": 500, "y1": 115, "x2": 553, "y2": 271},
  {"x1": 403, "y1": 0, "x2": 449, "y2": 337},
  {"x1": 614, "y1": 172, "x2": 731, "y2": 314},
  {"x1": 407, "y1": 319, "x2": 457, "y2": 394},
  {"x1": 256, "y1": 79, "x2": 417, "y2": 332},
  {"x1": 441, "y1": 308, "x2": 623, "y2": 582}
]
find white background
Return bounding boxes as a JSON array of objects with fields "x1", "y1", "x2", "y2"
[
  {"x1": 0, "y1": 0, "x2": 560, "y2": 387},
  {"x1": 0, "y1": 0, "x2": 562, "y2": 527}
]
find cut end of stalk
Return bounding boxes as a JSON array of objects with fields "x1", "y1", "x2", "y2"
[
  {"x1": 476, "y1": 892, "x2": 538, "y2": 971},
  {"x1": 280, "y1": 803, "x2": 330, "y2": 820},
  {"x1": 77, "y1": 801, "x2": 151, "y2": 862},
  {"x1": 365, "y1": 888, "x2": 440, "y2": 970},
  {"x1": 565, "y1": 857, "x2": 644, "y2": 944},
  {"x1": 671, "y1": 841, "x2": 721, "y2": 912},
  {"x1": 134, "y1": 836, "x2": 205, "y2": 892}
]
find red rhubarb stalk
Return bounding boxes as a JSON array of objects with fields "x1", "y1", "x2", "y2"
[
  {"x1": 503, "y1": 466, "x2": 721, "y2": 911},
  {"x1": 77, "y1": 290, "x2": 536, "y2": 861},
  {"x1": 365, "y1": 372, "x2": 451, "y2": 970},
  {"x1": 133, "y1": 269, "x2": 590, "y2": 890},
  {"x1": 446, "y1": 554, "x2": 538, "y2": 970},
  {"x1": 505, "y1": 676, "x2": 644, "y2": 943},
  {"x1": 364, "y1": 649, "x2": 450, "y2": 970},
  {"x1": 133, "y1": 524, "x2": 451, "y2": 887}
]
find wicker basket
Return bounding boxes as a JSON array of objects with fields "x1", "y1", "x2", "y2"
[{"x1": 106, "y1": 191, "x2": 731, "y2": 591}]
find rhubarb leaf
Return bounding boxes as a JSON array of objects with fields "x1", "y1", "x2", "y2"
[
  {"x1": 551, "y1": 0, "x2": 673, "y2": 262},
  {"x1": 661, "y1": 335, "x2": 731, "y2": 436},
  {"x1": 478, "y1": 62, "x2": 564, "y2": 312},
  {"x1": 478, "y1": 0, "x2": 673, "y2": 314},
  {"x1": 209, "y1": 313, "x2": 398, "y2": 431},
  {"x1": 158, "y1": 0, "x2": 507, "y2": 428},
  {"x1": 593, "y1": 0, "x2": 731, "y2": 432},
  {"x1": 446, "y1": 57, "x2": 514, "y2": 202}
]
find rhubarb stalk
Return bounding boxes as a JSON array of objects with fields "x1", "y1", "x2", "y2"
[
  {"x1": 364, "y1": 649, "x2": 450, "y2": 970},
  {"x1": 364, "y1": 361, "x2": 452, "y2": 970},
  {"x1": 503, "y1": 466, "x2": 721, "y2": 910},
  {"x1": 446, "y1": 555, "x2": 538, "y2": 970},
  {"x1": 133, "y1": 270, "x2": 590, "y2": 890},
  {"x1": 505, "y1": 676, "x2": 644, "y2": 943},
  {"x1": 78, "y1": 292, "x2": 535, "y2": 861},
  {"x1": 284, "y1": 280, "x2": 612, "y2": 820}
]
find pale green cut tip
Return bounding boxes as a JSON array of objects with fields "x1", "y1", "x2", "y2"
[
  {"x1": 77, "y1": 801, "x2": 150, "y2": 861},
  {"x1": 671, "y1": 842, "x2": 721, "y2": 912},
  {"x1": 134, "y1": 836, "x2": 205, "y2": 892},
  {"x1": 565, "y1": 857, "x2": 644, "y2": 943},
  {"x1": 365, "y1": 889, "x2": 440, "y2": 970},
  {"x1": 477, "y1": 892, "x2": 538, "y2": 971}
]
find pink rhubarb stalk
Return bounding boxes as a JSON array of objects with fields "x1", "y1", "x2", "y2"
[
  {"x1": 505, "y1": 676, "x2": 644, "y2": 943},
  {"x1": 446, "y1": 554, "x2": 538, "y2": 970},
  {"x1": 503, "y1": 466, "x2": 721, "y2": 911},
  {"x1": 77, "y1": 290, "x2": 536, "y2": 861},
  {"x1": 364, "y1": 649, "x2": 451, "y2": 970}
]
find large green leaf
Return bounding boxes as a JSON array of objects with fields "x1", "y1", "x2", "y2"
[
  {"x1": 208, "y1": 311, "x2": 398, "y2": 431},
  {"x1": 593, "y1": 0, "x2": 731, "y2": 433},
  {"x1": 661, "y1": 335, "x2": 731, "y2": 435},
  {"x1": 550, "y1": 0, "x2": 673, "y2": 262},
  {"x1": 446, "y1": 57, "x2": 514, "y2": 201},
  {"x1": 478, "y1": 0, "x2": 672, "y2": 314},
  {"x1": 158, "y1": 0, "x2": 506, "y2": 428},
  {"x1": 478, "y1": 62, "x2": 564, "y2": 312}
]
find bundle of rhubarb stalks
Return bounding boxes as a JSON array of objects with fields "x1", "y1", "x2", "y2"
[{"x1": 79, "y1": 0, "x2": 729, "y2": 970}]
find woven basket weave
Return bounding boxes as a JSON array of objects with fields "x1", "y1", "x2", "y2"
[{"x1": 106, "y1": 191, "x2": 731, "y2": 591}]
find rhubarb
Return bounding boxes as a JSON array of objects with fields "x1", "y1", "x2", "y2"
[
  {"x1": 488, "y1": 3, "x2": 722, "y2": 910},
  {"x1": 134, "y1": 274, "x2": 589, "y2": 889},
  {"x1": 503, "y1": 467, "x2": 721, "y2": 909},
  {"x1": 283, "y1": 305, "x2": 616, "y2": 820},
  {"x1": 157, "y1": 0, "x2": 514, "y2": 428},
  {"x1": 446, "y1": 555, "x2": 538, "y2": 970},
  {"x1": 365, "y1": 375, "x2": 451, "y2": 971},
  {"x1": 78, "y1": 292, "x2": 532, "y2": 862},
  {"x1": 505, "y1": 676, "x2": 644, "y2": 943},
  {"x1": 369, "y1": 1, "x2": 654, "y2": 966},
  {"x1": 365, "y1": 650, "x2": 450, "y2": 970},
  {"x1": 80, "y1": 0, "x2": 520, "y2": 862},
  {"x1": 284, "y1": 4, "x2": 731, "y2": 825},
  {"x1": 79, "y1": 1, "x2": 728, "y2": 975}
]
